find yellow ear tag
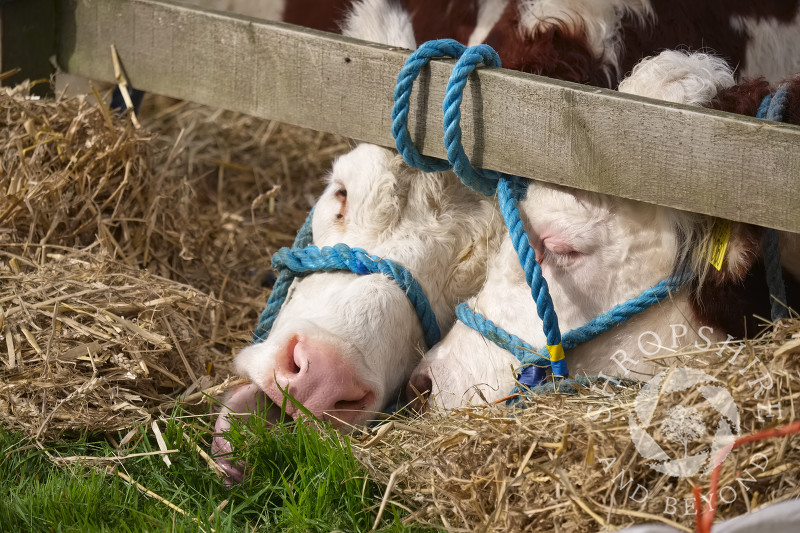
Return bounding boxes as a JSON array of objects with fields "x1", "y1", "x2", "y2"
[{"x1": 708, "y1": 220, "x2": 732, "y2": 271}]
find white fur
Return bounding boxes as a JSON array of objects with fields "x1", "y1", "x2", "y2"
[
  {"x1": 469, "y1": 0, "x2": 511, "y2": 46},
  {"x1": 517, "y1": 0, "x2": 653, "y2": 84},
  {"x1": 618, "y1": 50, "x2": 735, "y2": 106},
  {"x1": 235, "y1": 145, "x2": 503, "y2": 425},
  {"x1": 415, "y1": 51, "x2": 742, "y2": 409},
  {"x1": 731, "y1": 11, "x2": 800, "y2": 84},
  {"x1": 340, "y1": 0, "x2": 418, "y2": 50}
]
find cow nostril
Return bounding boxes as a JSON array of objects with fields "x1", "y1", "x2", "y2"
[
  {"x1": 333, "y1": 391, "x2": 374, "y2": 413},
  {"x1": 286, "y1": 337, "x2": 303, "y2": 375},
  {"x1": 261, "y1": 271, "x2": 278, "y2": 288},
  {"x1": 406, "y1": 372, "x2": 432, "y2": 412}
]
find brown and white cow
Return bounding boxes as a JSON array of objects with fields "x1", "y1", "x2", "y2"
[
  {"x1": 214, "y1": 0, "x2": 800, "y2": 455},
  {"x1": 284, "y1": 0, "x2": 800, "y2": 85},
  {"x1": 408, "y1": 50, "x2": 800, "y2": 409}
]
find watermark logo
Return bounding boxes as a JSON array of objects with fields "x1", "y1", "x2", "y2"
[{"x1": 628, "y1": 367, "x2": 741, "y2": 478}]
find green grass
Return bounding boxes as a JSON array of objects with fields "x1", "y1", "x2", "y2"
[{"x1": 0, "y1": 402, "x2": 430, "y2": 533}]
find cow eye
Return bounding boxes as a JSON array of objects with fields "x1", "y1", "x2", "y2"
[
  {"x1": 334, "y1": 184, "x2": 347, "y2": 221},
  {"x1": 542, "y1": 248, "x2": 581, "y2": 268},
  {"x1": 541, "y1": 241, "x2": 581, "y2": 268}
]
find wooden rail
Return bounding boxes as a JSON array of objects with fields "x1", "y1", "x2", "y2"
[{"x1": 6, "y1": 0, "x2": 800, "y2": 231}]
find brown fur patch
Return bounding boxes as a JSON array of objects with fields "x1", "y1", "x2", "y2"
[
  {"x1": 706, "y1": 77, "x2": 772, "y2": 116},
  {"x1": 283, "y1": 0, "x2": 353, "y2": 32},
  {"x1": 484, "y1": 3, "x2": 604, "y2": 85},
  {"x1": 401, "y1": 0, "x2": 479, "y2": 44},
  {"x1": 781, "y1": 75, "x2": 800, "y2": 125},
  {"x1": 284, "y1": 0, "x2": 480, "y2": 45},
  {"x1": 619, "y1": 1, "x2": 800, "y2": 86}
]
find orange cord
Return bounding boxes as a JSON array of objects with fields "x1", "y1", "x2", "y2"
[{"x1": 695, "y1": 419, "x2": 800, "y2": 533}]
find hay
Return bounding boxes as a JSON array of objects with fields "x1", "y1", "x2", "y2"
[
  {"x1": 355, "y1": 319, "x2": 800, "y2": 532},
  {"x1": 0, "y1": 81, "x2": 350, "y2": 438},
  {"x1": 1, "y1": 80, "x2": 797, "y2": 532}
]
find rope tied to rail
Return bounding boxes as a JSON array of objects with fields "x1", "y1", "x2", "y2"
[
  {"x1": 253, "y1": 211, "x2": 441, "y2": 348},
  {"x1": 393, "y1": 39, "x2": 567, "y2": 381},
  {"x1": 757, "y1": 85, "x2": 790, "y2": 321}
]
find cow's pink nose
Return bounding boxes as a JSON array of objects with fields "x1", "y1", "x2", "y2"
[
  {"x1": 405, "y1": 366, "x2": 432, "y2": 412},
  {"x1": 267, "y1": 337, "x2": 374, "y2": 425}
]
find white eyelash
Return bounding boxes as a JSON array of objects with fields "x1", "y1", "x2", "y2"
[{"x1": 541, "y1": 248, "x2": 577, "y2": 268}]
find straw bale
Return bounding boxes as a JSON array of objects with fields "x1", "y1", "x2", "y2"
[
  {"x1": 355, "y1": 319, "x2": 800, "y2": 532},
  {"x1": 0, "y1": 82, "x2": 349, "y2": 437}
]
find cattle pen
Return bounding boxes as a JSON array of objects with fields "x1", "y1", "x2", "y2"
[
  {"x1": 1, "y1": 0, "x2": 799, "y2": 532},
  {"x1": 3, "y1": 0, "x2": 799, "y2": 232}
]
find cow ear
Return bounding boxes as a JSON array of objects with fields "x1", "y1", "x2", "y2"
[
  {"x1": 703, "y1": 221, "x2": 762, "y2": 284},
  {"x1": 359, "y1": 154, "x2": 410, "y2": 232}
]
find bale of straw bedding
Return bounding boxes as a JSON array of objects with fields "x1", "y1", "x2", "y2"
[
  {"x1": 0, "y1": 82, "x2": 348, "y2": 438},
  {"x1": 355, "y1": 319, "x2": 800, "y2": 532}
]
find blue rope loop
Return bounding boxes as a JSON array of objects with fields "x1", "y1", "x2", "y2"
[
  {"x1": 756, "y1": 85, "x2": 789, "y2": 321},
  {"x1": 254, "y1": 211, "x2": 442, "y2": 349},
  {"x1": 757, "y1": 85, "x2": 789, "y2": 122},
  {"x1": 392, "y1": 39, "x2": 467, "y2": 172},
  {"x1": 431, "y1": 42, "x2": 567, "y2": 378},
  {"x1": 442, "y1": 44, "x2": 508, "y2": 196}
]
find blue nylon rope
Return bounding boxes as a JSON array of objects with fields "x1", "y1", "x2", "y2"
[
  {"x1": 497, "y1": 178, "x2": 563, "y2": 355},
  {"x1": 254, "y1": 211, "x2": 315, "y2": 342},
  {"x1": 392, "y1": 40, "x2": 568, "y2": 379},
  {"x1": 253, "y1": 212, "x2": 442, "y2": 349},
  {"x1": 392, "y1": 39, "x2": 467, "y2": 173},
  {"x1": 442, "y1": 45, "x2": 508, "y2": 196},
  {"x1": 441, "y1": 45, "x2": 566, "y2": 376},
  {"x1": 457, "y1": 277, "x2": 680, "y2": 388},
  {"x1": 757, "y1": 86, "x2": 790, "y2": 321}
]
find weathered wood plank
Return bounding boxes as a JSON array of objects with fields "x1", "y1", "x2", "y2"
[
  {"x1": 0, "y1": 0, "x2": 56, "y2": 96},
  {"x1": 56, "y1": 0, "x2": 800, "y2": 232}
]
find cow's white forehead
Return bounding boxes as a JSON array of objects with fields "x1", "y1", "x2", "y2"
[{"x1": 328, "y1": 143, "x2": 394, "y2": 190}]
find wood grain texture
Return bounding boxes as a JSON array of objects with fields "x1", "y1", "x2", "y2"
[
  {"x1": 56, "y1": 0, "x2": 800, "y2": 232},
  {"x1": 1, "y1": 0, "x2": 56, "y2": 96}
]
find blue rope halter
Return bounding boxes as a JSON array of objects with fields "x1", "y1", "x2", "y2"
[
  {"x1": 253, "y1": 211, "x2": 442, "y2": 349},
  {"x1": 392, "y1": 40, "x2": 568, "y2": 383},
  {"x1": 458, "y1": 278, "x2": 682, "y2": 388},
  {"x1": 756, "y1": 85, "x2": 790, "y2": 321}
]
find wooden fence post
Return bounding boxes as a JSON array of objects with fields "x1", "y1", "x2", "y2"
[{"x1": 0, "y1": 0, "x2": 56, "y2": 96}]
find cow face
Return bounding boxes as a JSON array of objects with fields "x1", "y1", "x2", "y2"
[
  {"x1": 406, "y1": 50, "x2": 769, "y2": 410},
  {"x1": 230, "y1": 144, "x2": 502, "y2": 427},
  {"x1": 408, "y1": 184, "x2": 682, "y2": 408}
]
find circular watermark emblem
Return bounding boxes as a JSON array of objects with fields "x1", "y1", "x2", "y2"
[{"x1": 628, "y1": 367, "x2": 740, "y2": 477}]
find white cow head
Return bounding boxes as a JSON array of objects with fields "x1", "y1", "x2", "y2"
[
  {"x1": 408, "y1": 51, "x2": 767, "y2": 408},
  {"x1": 233, "y1": 145, "x2": 502, "y2": 425}
]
